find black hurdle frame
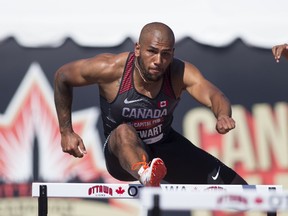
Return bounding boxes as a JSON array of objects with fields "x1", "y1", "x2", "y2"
[{"x1": 38, "y1": 185, "x2": 48, "y2": 216}]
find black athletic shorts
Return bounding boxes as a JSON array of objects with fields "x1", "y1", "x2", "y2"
[{"x1": 103, "y1": 128, "x2": 247, "y2": 184}]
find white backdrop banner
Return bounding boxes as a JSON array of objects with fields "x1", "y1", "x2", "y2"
[{"x1": 1, "y1": 0, "x2": 288, "y2": 48}]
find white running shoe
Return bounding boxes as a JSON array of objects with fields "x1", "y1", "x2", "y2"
[{"x1": 137, "y1": 158, "x2": 167, "y2": 187}]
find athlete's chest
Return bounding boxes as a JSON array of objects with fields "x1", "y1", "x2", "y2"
[{"x1": 117, "y1": 89, "x2": 175, "y2": 119}]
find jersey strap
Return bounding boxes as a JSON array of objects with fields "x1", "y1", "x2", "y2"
[{"x1": 119, "y1": 52, "x2": 134, "y2": 94}]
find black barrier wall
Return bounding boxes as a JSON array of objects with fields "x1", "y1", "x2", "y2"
[{"x1": 0, "y1": 37, "x2": 287, "y2": 216}]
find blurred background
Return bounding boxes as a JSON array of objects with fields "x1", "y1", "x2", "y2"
[{"x1": 0, "y1": 0, "x2": 288, "y2": 215}]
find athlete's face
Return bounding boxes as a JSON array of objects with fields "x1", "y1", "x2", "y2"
[{"x1": 135, "y1": 32, "x2": 174, "y2": 82}]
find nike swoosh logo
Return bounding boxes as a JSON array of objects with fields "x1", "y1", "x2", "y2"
[
  {"x1": 124, "y1": 98, "x2": 143, "y2": 104},
  {"x1": 212, "y1": 166, "x2": 221, "y2": 180}
]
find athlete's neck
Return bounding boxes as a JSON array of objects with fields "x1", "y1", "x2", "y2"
[
  {"x1": 134, "y1": 59, "x2": 152, "y2": 84},
  {"x1": 134, "y1": 58, "x2": 163, "y2": 98}
]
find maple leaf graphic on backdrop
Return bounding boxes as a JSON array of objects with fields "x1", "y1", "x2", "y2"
[{"x1": 0, "y1": 63, "x2": 109, "y2": 183}]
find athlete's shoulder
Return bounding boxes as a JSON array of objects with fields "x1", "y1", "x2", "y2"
[
  {"x1": 108, "y1": 52, "x2": 132, "y2": 74},
  {"x1": 169, "y1": 58, "x2": 200, "y2": 98},
  {"x1": 90, "y1": 52, "x2": 130, "y2": 74},
  {"x1": 110, "y1": 52, "x2": 131, "y2": 63},
  {"x1": 170, "y1": 58, "x2": 200, "y2": 76},
  {"x1": 171, "y1": 58, "x2": 198, "y2": 69},
  {"x1": 91, "y1": 52, "x2": 130, "y2": 67},
  {"x1": 170, "y1": 58, "x2": 185, "y2": 76}
]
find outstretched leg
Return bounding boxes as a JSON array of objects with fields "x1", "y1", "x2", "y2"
[
  {"x1": 104, "y1": 123, "x2": 167, "y2": 186},
  {"x1": 107, "y1": 123, "x2": 148, "y2": 179}
]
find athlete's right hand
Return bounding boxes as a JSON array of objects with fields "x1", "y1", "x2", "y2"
[
  {"x1": 272, "y1": 43, "x2": 288, "y2": 62},
  {"x1": 60, "y1": 132, "x2": 87, "y2": 158}
]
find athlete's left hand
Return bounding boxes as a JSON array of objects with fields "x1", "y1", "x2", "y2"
[{"x1": 216, "y1": 115, "x2": 235, "y2": 134}]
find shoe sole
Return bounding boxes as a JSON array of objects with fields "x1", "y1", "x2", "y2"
[{"x1": 149, "y1": 159, "x2": 167, "y2": 187}]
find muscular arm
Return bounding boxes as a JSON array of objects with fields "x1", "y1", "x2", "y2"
[
  {"x1": 174, "y1": 60, "x2": 235, "y2": 134},
  {"x1": 54, "y1": 54, "x2": 119, "y2": 131},
  {"x1": 54, "y1": 52, "x2": 127, "y2": 157}
]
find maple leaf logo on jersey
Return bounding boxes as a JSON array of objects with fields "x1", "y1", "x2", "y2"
[
  {"x1": 116, "y1": 187, "x2": 125, "y2": 195},
  {"x1": 0, "y1": 62, "x2": 109, "y2": 183},
  {"x1": 158, "y1": 100, "x2": 168, "y2": 108}
]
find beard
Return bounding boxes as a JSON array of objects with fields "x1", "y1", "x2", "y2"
[{"x1": 137, "y1": 57, "x2": 163, "y2": 82}]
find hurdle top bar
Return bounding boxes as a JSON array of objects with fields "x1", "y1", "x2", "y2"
[
  {"x1": 140, "y1": 188, "x2": 288, "y2": 212},
  {"x1": 32, "y1": 182, "x2": 282, "y2": 199}
]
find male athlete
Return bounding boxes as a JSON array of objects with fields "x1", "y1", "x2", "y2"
[
  {"x1": 272, "y1": 43, "x2": 288, "y2": 62},
  {"x1": 54, "y1": 22, "x2": 247, "y2": 186}
]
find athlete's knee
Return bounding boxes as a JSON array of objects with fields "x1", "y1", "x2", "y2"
[
  {"x1": 113, "y1": 123, "x2": 138, "y2": 141},
  {"x1": 116, "y1": 123, "x2": 137, "y2": 134},
  {"x1": 109, "y1": 124, "x2": 139, "y2": 150}
]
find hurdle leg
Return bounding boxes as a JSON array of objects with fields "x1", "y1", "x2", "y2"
[
  {"x1": 267, "y1": 187, "x2": 277, "y2": 216},
  {"x1": 150, "y1": 194, "x2": 161, "y2": 216},
  {"x1": 38, "y1": 185, "x2": 48, "y2": 216}
]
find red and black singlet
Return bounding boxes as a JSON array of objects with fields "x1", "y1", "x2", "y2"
[{"x1": 100, "y1": 52, "x2": 179, "y2": 144}]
